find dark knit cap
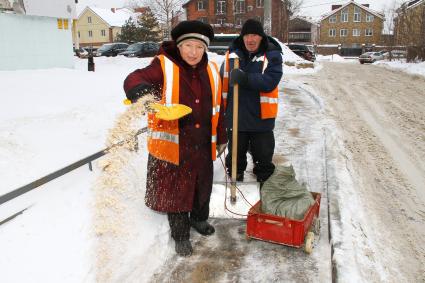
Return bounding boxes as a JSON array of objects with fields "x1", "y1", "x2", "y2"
[
  {"x1": 240, "y1": 19, "x2": 266, "y2": 37},
  {"x1": 171, "y1": 20, "x2": 214, "y2": 47}
]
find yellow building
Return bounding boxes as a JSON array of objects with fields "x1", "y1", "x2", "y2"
[
  {"x1": 319, "y1": 1, "x2": 384, "y2": 53},
  {"x1": 74, "y1": 6, "x2": 134, "y2": 48}
]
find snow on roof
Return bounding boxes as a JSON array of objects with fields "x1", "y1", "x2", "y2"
[
  {"x1": 404, "y1": 0, "x2": 425, "y2": 10},
  {"x1": 320, "y1": 1, "x2": 384, "y2": 21},
  {"x1": 79, "y1": 6, "x2": 134, "y2": 27}
]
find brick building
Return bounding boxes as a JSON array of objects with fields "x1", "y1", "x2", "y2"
[
  {"x1": 182, "y1": 0, "x2": 287, "y2": 41},
  {"x1": 319, "y1": 1, "x2": 384, "y2": 55},
  {"x1": 288, "y1": 16, "x2": 319, "y2": 45}
]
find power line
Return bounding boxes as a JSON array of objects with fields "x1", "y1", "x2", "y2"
[{"x1": 300, "y1": 0, "x2": 347, "y2": 9}]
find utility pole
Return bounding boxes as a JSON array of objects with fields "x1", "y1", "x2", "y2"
[{"x1": 263, "y1": 0, "x2": 272, "y2": 35}]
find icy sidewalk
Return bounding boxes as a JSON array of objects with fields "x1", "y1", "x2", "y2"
[{"x1": 144, "y1": 80, "x2": 333, "y2": 282}]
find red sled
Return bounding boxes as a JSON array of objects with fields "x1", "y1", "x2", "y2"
[{"x1": 246, "y1": 192, "x2": 321, "y2": 254}]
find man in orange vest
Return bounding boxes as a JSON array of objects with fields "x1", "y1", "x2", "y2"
[
  {"x1": 124, "y1": 21, "x2": 227, "y2": 257},
  {"x1": 221, "y1": 19, "x2": 283, "y2": 184}
]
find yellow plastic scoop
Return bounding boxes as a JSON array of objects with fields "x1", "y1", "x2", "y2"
[{"x1": 150, "y1": 103, "x2": 192, "y2": 121}]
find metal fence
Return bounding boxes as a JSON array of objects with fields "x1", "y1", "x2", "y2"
[{"x1": 0, "y1": 127, "x2": 148, "y2": 206}]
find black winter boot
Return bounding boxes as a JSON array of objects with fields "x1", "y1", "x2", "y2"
[
  {"x1": 190, "y1": 220, "x2": 215, "y2": 236},
  {"x1": 175, "y1": 240, "x2": 192, "y2": 257}
]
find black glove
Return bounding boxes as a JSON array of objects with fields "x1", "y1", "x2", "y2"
[
  {"x1": 126, "y1": 83, "x2": 154, "y2": 103},
  {"x1": 229, "y1": 69, "x2": 248, "y2": 86}
]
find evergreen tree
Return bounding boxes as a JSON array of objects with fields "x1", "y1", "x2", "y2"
[
  {"x1": 137, "y1": 9, "x2": 161, "y2": 42},
  {"x1": 117, "y1": 18, "x2": 138, "y2": 43}
]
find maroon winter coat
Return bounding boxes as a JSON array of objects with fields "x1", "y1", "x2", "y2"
[{"x1": 123, "y1": 41, "x2": 227, "y2": 212}]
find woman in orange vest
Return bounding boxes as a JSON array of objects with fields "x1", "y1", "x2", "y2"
[{"x1": 123, "y1": 21, "x2": 227, "y2": 257}]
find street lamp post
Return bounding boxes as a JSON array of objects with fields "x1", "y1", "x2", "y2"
[{"x1": 263, "y1": 0, "x2": 271, "y2": 35}]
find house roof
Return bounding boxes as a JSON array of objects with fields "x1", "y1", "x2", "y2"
[
  {"x1": 404, "y1": 0, "x2": 425, "y2": 10},
  {"x1": 290, "y1": 16, "x2": 319, "y2": 25},
  {"x1": 320, "y1": 0, "x2": 384, "y2": 21},
  {"x1": 78, "y1": 6, "x2": 134, "y2": 27},
  {"x1": 182, "y1": 1, "x2": 191, "y2": 8}
]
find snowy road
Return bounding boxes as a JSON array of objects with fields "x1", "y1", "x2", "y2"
[{"x1": 296, "y1": 62, "x2": 425, "y2": 282}]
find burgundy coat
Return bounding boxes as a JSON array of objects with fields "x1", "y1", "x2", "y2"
[{"x1": 123, "y1": 42, "x2": 227, "y2": 212}]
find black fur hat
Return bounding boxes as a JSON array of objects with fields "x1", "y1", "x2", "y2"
[
  {"x1": 171, "y1": 20, "x2": 214, "y2": 47},
  {"x1": 240, "y1": 19, "x2": 266, "y2": 37}
]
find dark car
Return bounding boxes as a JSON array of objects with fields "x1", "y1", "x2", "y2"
[
  {"x1": 119, "y1": 42, "x2": 159, "y2": 58},
  {"x1": 96, "y1": 43, "x2": 129, "y2": 57},
  {"x1": 287, "y1": 44, "x2": 316, "y2": 62},
  {"x1": 208, "y1": 34, "x2": 238, "y2": 55}
]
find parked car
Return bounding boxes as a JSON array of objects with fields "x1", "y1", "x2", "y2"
[
  {"x1": 359, "y1": 52, "x2": 384, "y2": 64},
  {"x1": 74, "y1": 47, "x2": 89, "y2": 58},
  {"x1": 287, "y1": 44, "x2": 316, "y2": 62},
  {"x1": 208, "y1": 34, "x2": 238, "y2": 55},
  {"x1": 119, "y1": 42, "x2": 159, "y2": 58},
  {"x1": 96, "y1": 43, "x2": 129, "y2": 57}
]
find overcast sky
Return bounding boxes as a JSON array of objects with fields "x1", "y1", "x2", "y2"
[{"x1": 78, "y1": 0, "x2": 406, "y2": 19}]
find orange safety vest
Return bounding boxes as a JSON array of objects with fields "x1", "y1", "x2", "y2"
[
  {"x1": 147, "y1": 54, "x2": 222, "y2": 165},
  {"x1": 222, "y1": 51, "x2": 278, "y2": 119}
]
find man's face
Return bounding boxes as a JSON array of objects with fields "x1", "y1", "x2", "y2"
[{"x1": 243, "y1": 34, "x2": 262, "y2": 53}]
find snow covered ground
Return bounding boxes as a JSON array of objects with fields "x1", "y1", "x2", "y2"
[{"x1": 1, "y1": 50, "x2": 424, "y2": 282}]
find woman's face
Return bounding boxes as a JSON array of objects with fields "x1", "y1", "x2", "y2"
[{"x1": 178, "y1": 39, "x2": 205, "y2": 67}]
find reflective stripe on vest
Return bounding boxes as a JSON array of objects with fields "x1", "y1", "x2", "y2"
[
  {"x1": 207, "y1": 61, "x2": 222, "y2": 160},
  {"x1": 221, "y1": 51, "x2": 230, "y2": 108},
  {"x1": 223, "y1": 52, "x2": 278, "y2": 119},
  {"x1": 259, "y1": 55, "x2": 278, "y2": 119},
  {"x1": 148, "y1": 55, "x2": 221, "y2": 165}
]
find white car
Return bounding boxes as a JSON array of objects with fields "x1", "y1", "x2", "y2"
[{"x1": 359, "y1": 52, "x2": 384, "y2": 64}]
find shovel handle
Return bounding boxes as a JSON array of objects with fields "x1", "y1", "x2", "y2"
[{"x1": 231, "y1": 58, "x2": 239, "y2": 202}]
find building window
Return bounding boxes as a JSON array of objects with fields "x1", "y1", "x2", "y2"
[
  {"x1": 235, "y1": 0, "x2": 245, "y2": 14},
  {"x1": 256, "y1": 0, "x2": 264, "y2": 8},
  {"x1": 217, "y1": 18, "x2": 225, "y2": 25},
  {"x1": 341, "y1": 8, "x2": 348, "y2": 22},
  {"x1": 353, "y1": 29, "x2": 360, "y2": 36},
  {"x1": 329, "y1": 29, "x2": 336, "y2": 37},
  {"x1": 197, "y1": 17, "x2": 208, "y2": 23},
  {"x1": 101, "y1": 29, "x2": 106, "y2": 36},
  {"x1": 87, "y1": 16, "x2": 92, "y2": 23},
  {"x1": 256, "y1": 16, "x2": 263, "y2": 24},
  {"x1": 365, "y1": 28, "x2": 373, "y2": 36},
  {"x1": 235, "y1": 17, "x2": 243, "y2": 26},
  {"x1": 353, "y1": 6, "x2": 361, "y2": 22},
  {"x1": 340, "y1": 29, "x2": 348, "y2": 37},
  {"x1": 88, "y1": 30, "x2": 93, "y2": 37},
  {"x1": 366, "y1": 13, "x2": 374, "y2": 22},
  {"x1": 216, "y1": 0, "x2": 226, "y2": 14},
  {"x1": 329, "y1": 15, "x2": 336, "y2": 23},
  {"x1": 197, "y1": 1, "x2": 204, "y2": 11}
]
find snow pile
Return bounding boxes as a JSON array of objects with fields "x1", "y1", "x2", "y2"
[
  {"x1": 376, "y1": 60, "x2": 425, "y2": 78},
  {"x1": 316, "y1": 54, "x2": 355, "y2": 63},
  {"x1": 275, "y1": 40, "x2": 321, "y2": 74}
]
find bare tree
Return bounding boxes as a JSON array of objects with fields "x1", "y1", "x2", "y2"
[
  {"x1": 381, "y1": 0, "x2": 399, "y2": 61},
  {"x1": 394, "y1": 0, "x2": 425, "y2": 62},
  {"x1": 285, "y1": 0, "x2": 303, "y2": 16},
  {"x1": 283, "y1": 0, "x2": 304, "y2": 42},
  {"x1": 142, "y1": 0, "x2": 184, "y2": 40}
]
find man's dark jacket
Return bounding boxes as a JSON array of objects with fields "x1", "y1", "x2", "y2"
[{"x1": 220, "y1": 36, "x2": 283, "y2": 132}]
